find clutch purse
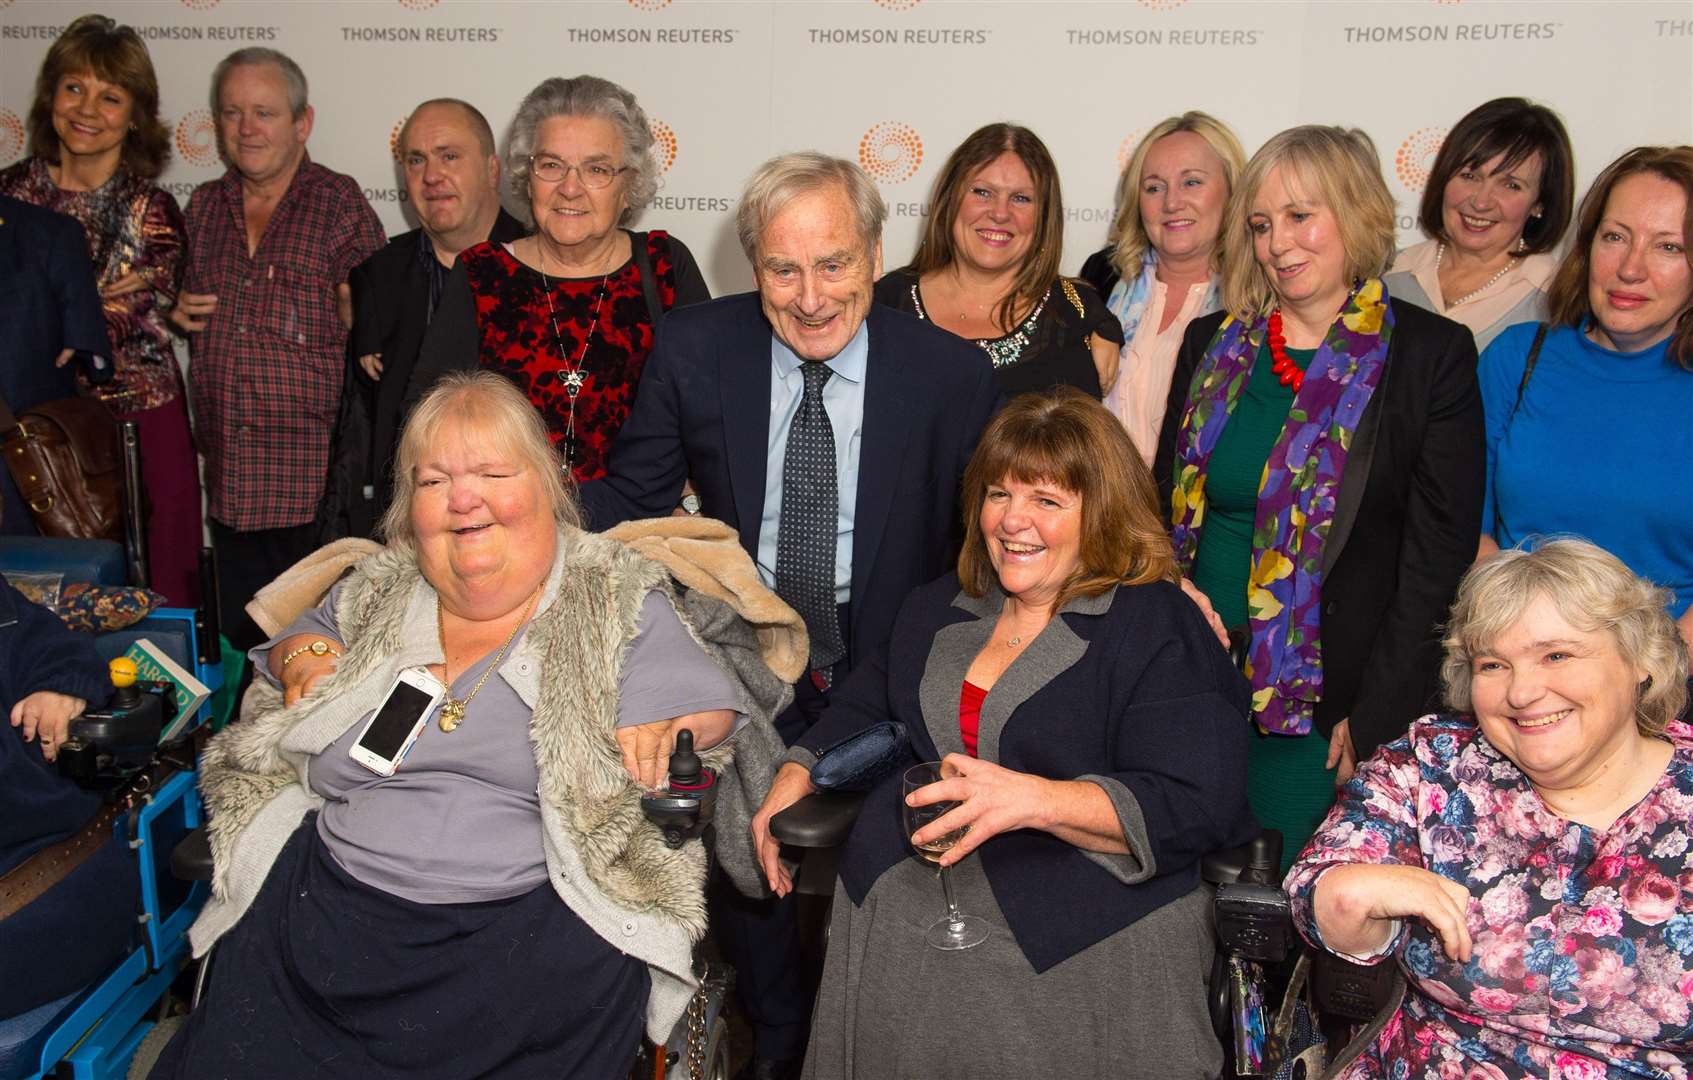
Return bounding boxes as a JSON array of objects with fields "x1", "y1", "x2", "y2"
[{"x1": 809, "y1": 721, "x2": 910, "y2": 793}]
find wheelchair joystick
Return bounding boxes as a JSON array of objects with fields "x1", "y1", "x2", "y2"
[
  {"x1": 58, "y1": 658, "x2": 178, "y2": 787},
  {"x1": 640, "y1": 729, "x2": 719, "y2": 849}
]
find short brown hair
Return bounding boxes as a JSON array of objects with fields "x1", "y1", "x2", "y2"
[
  {"x1": 27, "y1": 14, "x2": 169, "y2": 180},
  {"x1": 1418, "y1": 97, "x2": 1575, "y2": 256},
  {"x1": 1107, "y1": 112, "x2": 1247, "y2": 281},
  {"x1": 957, "y1": 388, "x2": 1175, "y2": 611},
  {"x1": 1221, "y1": 126, "x2": 1396, "y2": 319},
  {"x1": 1442, "y1": 538, "x2": 1688, "y2": 737},
  {"x1": 907, "y1": 123, "x2": 1065, "y2": 334},
  {"x1": 1545, "y1": 145, "x2": 1693, "y2": 369}
]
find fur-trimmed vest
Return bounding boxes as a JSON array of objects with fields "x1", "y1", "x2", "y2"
[{"x1": 190, "y1": 528, "x2": 788, "y2": 1041}]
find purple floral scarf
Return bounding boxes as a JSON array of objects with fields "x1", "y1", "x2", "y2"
[{"x1": 1168, "y1": 279, "x2": 1394, "y2": 735}]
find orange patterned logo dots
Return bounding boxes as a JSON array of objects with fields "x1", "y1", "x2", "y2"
[
  {"x1": 1116, "y1": 129, "x2": 1148, "y2": 174},
  {"x1": 1395, "y1": 126, "x2": 1448, "y2": 191},
  {"x1": 872, "y1": 0, "x2": 922, "y2": 9},
  {"x1": 174, "y1": 110, "x2": 219, "y2": 168},
  {"x1": 858, "y1": 122, "x2": 923, "y2": 185},
  {"x1": 390, "y1": 119, "x2": 407, "y2": 162},
  {"x1": 398, "y1": 0, "x2": 442, "y2": 8},
  {"x1": 650, "y1": 120, "x2": 678, "y2": 173},
  {"x1": 0, "y1": 110, "x2": 24, "y2": 165},
  {"x1": 1137, "y1": 0, "x2": 1190, "y2": 9},
  {"x1": 179, "y1": 0, "x2": 220, "y2": 9},
  {"x1": 626, "y1": 0, "x2": 672, "y2": 9}
]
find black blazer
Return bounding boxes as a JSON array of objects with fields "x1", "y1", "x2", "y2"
[
  {"x1": 794, "y1": 574, "x2": 1257, "y2": 972},
  {"x1": 1152, "y1": 299, "x2": 1484, "y2": 757},
  {"x1": 577, "y1": 295, "x2": 1000, "y2": 668}
]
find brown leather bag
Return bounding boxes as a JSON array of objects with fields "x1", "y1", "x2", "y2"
[{"x1": 0, "y1": 393, "x2": 123, "y2": 540}]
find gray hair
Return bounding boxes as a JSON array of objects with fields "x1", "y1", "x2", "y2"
[
  {"x1": 380, "y1": 372, "x2": 580, "y2": 554},
  {"x1": 211, "y1": 47, "x2": 308, "y2": 118},
  {"x1": 1442, "y1": 538, "x2": 1689, "y2": 737},
  {"x1": 736, "y1": 152, "x2": 886, "y2": 262},
  {"x1": 505, "y1": 75, "x2": 658, "y2": 225}
]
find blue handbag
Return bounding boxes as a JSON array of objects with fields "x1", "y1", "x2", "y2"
[{"x1": 808, "y1": 722, "x2": 911, "y2": 793}]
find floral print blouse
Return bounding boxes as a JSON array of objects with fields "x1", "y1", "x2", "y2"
[{"x1": 1287, "y1": 715, "x2": 1693, "y2": 1079}]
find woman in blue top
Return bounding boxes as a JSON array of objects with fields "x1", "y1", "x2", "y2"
[{"x1": 1479, "y1": 145, "x2": 1693, "y2": 644}]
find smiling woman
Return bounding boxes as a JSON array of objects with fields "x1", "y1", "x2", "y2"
[
  {"x1": 874, "y1": 123, "x2": 1124, "y2": 398},
  {"x1": 1285, "y1": 539, "x2": 1693, "y2": 1079}
]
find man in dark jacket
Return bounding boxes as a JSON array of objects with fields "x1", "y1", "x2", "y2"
[{"x1": 319, "y1": 98, "x2": 524, "y2": 539}]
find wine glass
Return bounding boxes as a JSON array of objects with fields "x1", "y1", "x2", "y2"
[{"x1": 902, "y1": 762, "x2": 990, "y2": 950}]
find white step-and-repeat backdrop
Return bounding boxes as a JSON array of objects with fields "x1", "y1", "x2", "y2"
[{"x1": 3, "y1": 0, "x2": 1691, "y2": 296}]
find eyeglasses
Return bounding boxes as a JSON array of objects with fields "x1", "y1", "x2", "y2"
[{"x1": 528, "y1": 155, "x2": 628, "y2": 189}]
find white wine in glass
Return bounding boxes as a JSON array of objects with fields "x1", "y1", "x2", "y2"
[{"x1": 902, "y1": 762, "x2": 990, "y2": 950}]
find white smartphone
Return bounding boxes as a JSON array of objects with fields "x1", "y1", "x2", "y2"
[{"x1": 348, "y1": 668, "x2": 446, "y2": 777}]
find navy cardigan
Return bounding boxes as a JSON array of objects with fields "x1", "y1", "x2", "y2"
[{"x1": 794, "y1": 572, "x2": 1258, "y2": 973}]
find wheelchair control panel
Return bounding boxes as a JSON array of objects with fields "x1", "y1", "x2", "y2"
[
  {"x1": 58, "y1": 658, "x2": 181, "y2": 788},
  {"x1": 640, "y1": 729, "x2": 719, "y2": 849}
]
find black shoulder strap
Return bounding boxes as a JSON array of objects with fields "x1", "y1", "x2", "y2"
[
  {"x1": 629, "y1": 230, "x2": 664, "y2": 326},
  {"x1": 1510, "y1": 322, "x2": 1549, "y2": 420}
]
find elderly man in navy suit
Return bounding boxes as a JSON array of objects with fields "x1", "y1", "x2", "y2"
[
  {"x1": 0, "y1": 195, "x2": 111, "y2": 535},
  {"x1": 578, "y1": 152, "x2": 998, "y2": 1080}
]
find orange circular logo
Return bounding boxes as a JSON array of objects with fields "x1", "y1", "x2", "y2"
[
  {"x1": 650, "y1": 119, "x2": 677, "y2": 173},
  {"x1": 174, "y1": 110, "x2": 219, "y2": 168},
  {"x1": 398, "y1": 0, "x2": 441, "y2": 7},
  {"x1": 180, "y1": 0, "x2": 220, "y2": 9},
  {"x1": 390, "y1": 119, "x2": 407, "y2": 163},
  {"x1": 1115, "y1": 129, "x2": 1148, "y2": 174},
  {"x1": 1394, "y1": 126, "x2": 1447, "y2": 192},
  {"x1": 627, "y1": 0, "x2": 671, "y2": 9},
  {"x1": 858, "y1": 122, "x2": 923, "y2": 185},
  {"x1": 872, "y1": 0, "x2": 921, "y2": 8},
  {"x1": 0, "y1": 109, "x2": 24, "y2": 166},
  {"x1": 1137, "y1": 0, "x2": 1189, "y2": 9}
]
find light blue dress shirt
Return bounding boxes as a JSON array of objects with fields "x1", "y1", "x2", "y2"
[{"x1": 756, "y1": 322, "x2": 867, "y2": 605}]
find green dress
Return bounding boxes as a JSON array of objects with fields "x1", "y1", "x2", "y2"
[{"x1": 1188, "y1": 342, "x2": 1336, "y2": 876}]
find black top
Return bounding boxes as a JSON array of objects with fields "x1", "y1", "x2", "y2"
[
  {"x1": 1078, "y1": 246, "x2": 1120, "y2": 302},
  {"x1": 794, "y1": 573, "x2": 1257, "y2": 973},
  {"x1": 1151, "y1": 299, "x2": 1485, "y2": 757},
  {"x1": 873, "y1": 268, "x2": 1122, "y2": 399}
]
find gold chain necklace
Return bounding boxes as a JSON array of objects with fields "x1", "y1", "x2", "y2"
[{"x1": 436, "y1": 585, "x2": 542, "y2": 732}]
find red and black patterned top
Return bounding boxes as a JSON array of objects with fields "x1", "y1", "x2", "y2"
[{"x1": 459, "y1": 231, "x2": 693, "y2": 482}]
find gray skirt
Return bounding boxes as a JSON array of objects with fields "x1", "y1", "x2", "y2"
[{"x1": 802, "y1": 854, "x2": 1222, "y2": 1080}]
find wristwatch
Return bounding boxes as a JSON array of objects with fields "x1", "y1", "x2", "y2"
[
  {"x1": 281, "y1": 639, "x2": 341, "y2": 668},
  {"x1": 680, "y1": 493, "x2": 702, "y2": 515}
]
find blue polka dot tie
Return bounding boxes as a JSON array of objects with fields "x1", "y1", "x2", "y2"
[{"x1": 775, "y1": 361, "x2": 846, "y2": 682}]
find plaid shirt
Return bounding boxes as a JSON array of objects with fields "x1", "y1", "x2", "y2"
[{"x1": 183, "y1": 157, "x2": 384, "y2": 530}]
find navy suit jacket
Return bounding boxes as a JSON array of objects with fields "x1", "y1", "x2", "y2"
[{"x1": 579, "y1": 293, "x2": 1000, "y2": 667}]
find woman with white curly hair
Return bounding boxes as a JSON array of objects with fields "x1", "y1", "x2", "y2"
[{"x1": 410, "y1": 75, "x2": 710, "y2": 486}]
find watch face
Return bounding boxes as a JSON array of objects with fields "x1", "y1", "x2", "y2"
[
  {"x1": 311, "y1": 641, "x2": 329, "y2": 655},
  {"x1": 682, "y1": 495, "x2": 702, "y2": 513}
]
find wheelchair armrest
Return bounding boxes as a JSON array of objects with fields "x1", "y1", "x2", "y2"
[
  {"x1": 1201, "y1": 828, "x2": 1283, "y2": 886},
  {"x1": 171, "y1": 825, "x2": 214, "y2": 882},
  {"x1": 770, "y1": 791, "x2": 866, "y2": 849}
]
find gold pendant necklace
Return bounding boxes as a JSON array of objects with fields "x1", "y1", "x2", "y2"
[{"x1": 437, "y1": 585, "x2": 543, "y2": 732}]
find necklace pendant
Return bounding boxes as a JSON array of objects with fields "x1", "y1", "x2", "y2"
[
  {"x1": 439, "y1": 699, "x2": 465, "y2": 732},
  {"x1": 563, "y1": 369, "x2": 585, "y2": 396}
]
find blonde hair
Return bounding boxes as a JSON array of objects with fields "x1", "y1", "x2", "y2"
[
  {"x1": 380, "y1": 372, "x2": 579, "y2": 552},
  {"x1": 1220, "y1": 126, "x2": 1397, "y2": 319},
  {"x1": 1441, "y1": 538, "x2": 1688, "y2": 737},
  {"x1": 1107, "y1": 112, "x2": 1247, "y2": 282},
  {"x1": 957, "y1": 388, "x2": 1176, "y2": 612}
]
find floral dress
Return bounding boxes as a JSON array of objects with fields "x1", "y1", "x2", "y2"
[{"x1": 1287, "y1": 715, "x2": 1693, "y2": 1079}]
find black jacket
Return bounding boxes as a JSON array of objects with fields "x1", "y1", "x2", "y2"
[
  {"x1": 1152, "y1": 298, "x2": 1484, "y2": 757},
  {"x1": 1078, "y1": 245, "x2": 1120, "y2": 302},
  {"x1": 316, "y1": 209, "x2": 527, "y2": 541}
]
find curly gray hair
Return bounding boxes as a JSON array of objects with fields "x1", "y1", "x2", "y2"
[{"x1": 505, "y1": 75, "x2": 659, "y2": 225}]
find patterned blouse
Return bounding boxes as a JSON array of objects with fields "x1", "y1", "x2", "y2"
[
  {"x1": 1287, "y1": 715, "x2": 1693, "y2": 1078},
  {"x1": 0, "y1": 156, "x2": 185, "y2": 412},
  {"x1": 459, "y1": 232, "x2": 683, "y2": 482}
]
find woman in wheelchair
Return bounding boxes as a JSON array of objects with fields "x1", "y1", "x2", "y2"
[
  {"x1": 1288, "y1": 538, "x2": 1693, "y2": 1077},
  {"x1": 752, "y1": 388, "x2": 1259, "y2": 1078},
  {"x1": 0, "y1": 577, "x2": 129, "y2": 1021},
  {"x1": 149, "y1": 372, "x2": 786, "y2": 1078}
]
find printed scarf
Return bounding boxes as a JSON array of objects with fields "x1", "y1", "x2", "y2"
[{"x1": 1168, "y1": 279, "x2": 1394, "y2": 735}]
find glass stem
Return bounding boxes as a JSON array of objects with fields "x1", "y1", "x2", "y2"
[{"x1": 938, "y1": 864, "x2": 964, "y2": 928}]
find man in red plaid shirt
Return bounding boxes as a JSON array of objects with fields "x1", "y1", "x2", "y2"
[{"x1": 172, "y1": 47, "x2": 383, "y2": 654}]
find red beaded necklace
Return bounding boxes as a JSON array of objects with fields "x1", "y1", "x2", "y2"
[{"x1": 1266, "y1": 308, "x2": 1304, "y2": 393}]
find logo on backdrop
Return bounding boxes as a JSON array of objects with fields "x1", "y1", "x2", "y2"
[
  {"x1": 872, "y1": 0, "x2": 922, "y2": 9},
  {"x1": 0, "y1": 110, "x2": 24, "y2": 166},
  {"x1": 1394, "y1": 127, "x2": 1447, "y2": 192},
  {"x1": 180, "y1": 0, "x2": 220, "y2": 9},
  {"x1": 859, "y1": 122, "x2": 923, "y2": 185},
  {"x1": 627, "y1": 0, "x2": 672, "y2": 9},
  {"x1": 174, "y1": 110, "x2": 219, "y2": 169},
  {"x1": 651, "y1": 120, "x2": 678, "y2": 172},
  {"x1": 1116, "y1": 130, "x2": 1148, "y2": 174},
  {"x1": 390, "y1": 119, "x2": 406, "y2": 163},
  {"x1": 1137, "y1": 0, "x2": 1190, "y2": 9},
  {"x1": 398, "y1": 0, "x2": 442, "y2": 8}
]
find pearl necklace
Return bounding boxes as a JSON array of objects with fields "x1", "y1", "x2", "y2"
[{"x1": 1435, "y1": 242, "x2": 1518, "y2": 308}]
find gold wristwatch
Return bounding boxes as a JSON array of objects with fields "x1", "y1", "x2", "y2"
[{"x1": 281, "y1": 640, "x2": 341, "y2": 668}]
